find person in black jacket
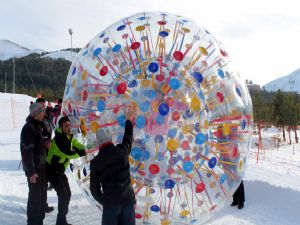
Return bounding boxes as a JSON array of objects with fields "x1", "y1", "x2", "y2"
[
  {"x1": 20, "y1": 102, "x2": 47, "y2": 225},
  {"x1": 36, "y1": 98, "x2": 54, "y2": 213},
  {"x1": 90, "y1": 107, "x2": 136, "y2": 225},
  {"x1": 231, "y1": 181, "x2": 245, "y2": 209}
]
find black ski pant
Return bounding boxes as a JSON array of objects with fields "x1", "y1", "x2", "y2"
[
  {"x1": 48, "y1": 172, "x2": 71, "y2": 225},
  {"x1": 233, "y1": 181, "x2": 245, "y2": 204},
  {"x1": 102, "y1": 202, "x2": 135, "y2": 225},
  {"x1": 27, "y1": 169, "x2": 47, "y2": 225}
]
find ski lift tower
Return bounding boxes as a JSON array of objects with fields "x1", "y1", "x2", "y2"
[{"x1": 68, "y1": 28, "x2": 73, "y2": 59}]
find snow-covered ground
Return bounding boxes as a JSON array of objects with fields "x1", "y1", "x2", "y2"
[{"x1": 0, "y1": 93, "x2": 299, "y2": 225}]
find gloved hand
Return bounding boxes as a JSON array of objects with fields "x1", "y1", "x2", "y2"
[{"x1": 77, "y1": 150, "x2": 86, "y2": 157}]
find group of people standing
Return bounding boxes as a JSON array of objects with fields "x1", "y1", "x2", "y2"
[
  {"x1": 20, "y1": 98, "x2": 244, "y2": 225},
  {"x1": 20, "y1": 98, "x2": 137, "y2": 225},
  {"x1": 20, "y1": 98, "x2": 85, "y2": 225}
]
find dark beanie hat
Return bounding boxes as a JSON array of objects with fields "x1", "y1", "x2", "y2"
[{"x1": 58, "y1": 116, "x2": 70, "y2": 127}]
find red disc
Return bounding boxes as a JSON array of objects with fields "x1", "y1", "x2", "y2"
[
  {"x1": 130, "y1": 42, "x2": 141, "y2": 50},
  {"x1": 82, "y1": 90, "x2": 88, "y2": 101},
  {"x1": 183, "y1": 156, "x2": 191, "y2": 161},
  {"x1": 216, "y1": 92, "x2": 224, "y2": 103},
  {"x1": 181, "y1": 140, "x2": 189, "y2": 150},
  {"x1": 135, "y1": 213, "x2": 142, "y2": 219},
  {"x1": 116, "y1": 82, "x2": 127, "y2": 94},
  {"x1": 99, "y1": 66, "x2": 108, "y2": 76},
  {"x1": 220, "y1": 49, "x2": 228, "y2": 57},
  {"x1": 166, "y1": 97, "x2": 174, "y2": 107},
  {"x1": 173, "y1": 51, "x2": 184, "y2": 61},
  {"x1": 155, "y1": 74, "x2": 164, "y2": 82},
  {"x1": 167, "y1": 168, "x2": 175, "y2": 175},
  {"x1": 157, "y1": 21, "x2": 167, "y2": 26},
  {"x1": 113, "y1": 106, "x2": 120, "y2": 114},
  {"x1": 137, "y1": 170, "x2": 145, "y2": 176},
  {"x1": 196, "y1": 182, "x2": 205, "y2": 193},
  {"x1": 149, "y1": 164, "x2": 160, "y2": 175},
  {"x1": 232, "y1": 145, "x2": 238, "y2": 158},
  {"x1": 172, "y1": 111, "x2": 180, "y2": 121}
]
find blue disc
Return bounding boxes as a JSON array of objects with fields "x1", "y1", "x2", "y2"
[
  {"x1": 193, "y1": 72, "x2": 203, "y2": 83},
  {"x1": 158, "y1": 103, "x2": 169, "y2": 116},
  {"x1": 148, "y1": 62, "x2": 159, "y2": 73}
]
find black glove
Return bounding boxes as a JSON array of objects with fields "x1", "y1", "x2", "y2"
[{"x1": 77, "y1": 150, "x2": 86, "y2": 157}]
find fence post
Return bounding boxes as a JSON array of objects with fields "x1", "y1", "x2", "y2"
[{"x1": 11, "y1": 97, "x2": 16, "y2": 129}]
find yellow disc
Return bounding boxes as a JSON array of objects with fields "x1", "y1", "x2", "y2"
[
  {"x1": 210, "y1": 182, "x2": 216, "y2": 188},
  {"x1": 81, "y1": 70, "x2": 88, "y2": 80},
  {"x1": 182, "y1": 125, "x2": 193, "y2": 134},
  {"x1": 128, "y1": 157, "x2": 134, "y2": 165},
  {"x1": 204, "y1": 120, "x2": 209, "y2": 129},
  {"x1": 130, "y1": 176, "x2": 135, "y2": 186},
  {"x1": 167, "y1": 139, "x2": 178, "y2": 152},
  {"x1": 182, "y1": 27, "x2": 190, "y2": 33},
  {"x1": 141, "y1": 79, "x2": 151, "y2": 87},
  {"x1": 161, "y1": 220, "x2": 171, "y2": 225},
  {"x1": 191, "y1": 97, "x2": 201, "y2": 111},
  {"x1": 136, "y1": 25, "x2": 145, "y2": 31},
  {"x1": 136, "y1": 74, "x2": 144, "y2": 79},
  {"x1": 199, "y1": 47, "x2": 208, "y2": 55},
  {"x1": 180, "y1": 210, "x2": 190, "y2": 217},
  {"x1": 239, "y1": 160, "x2": 243, "y2": 170},
  {"x1": 161, "y1": 83, "x2": 170, "y2": 95},
  {"x1": 185, "y1": 77, "x2": 193, "y2": 87},
  {"x1": 72, "y1": 79, "x2": 76, "y2": 87},
  {"x1": 223, "y1": 123, "x2": 231, "y2": 136},
  {"x1": 90, "y1": 121, "x2": 99, "y2": 133},
  {"x1": 135, "y1": 162, "x2": 145, "y2": 170}
]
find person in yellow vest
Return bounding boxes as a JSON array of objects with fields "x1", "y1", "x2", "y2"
[{"x1": 46, "y1": 116, "x2": 86, "y2": 225}]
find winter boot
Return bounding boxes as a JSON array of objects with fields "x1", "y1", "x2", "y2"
[
  {"x1": 45, "y1": 204, "x2": 54, "y2": 213},
  {"x1": 238, "y1": 202, "x2": 244, "y2": 209},
  {"x1": 231, "y1": 201, "x2": 238, "y2": 207}
]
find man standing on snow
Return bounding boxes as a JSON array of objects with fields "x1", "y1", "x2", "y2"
[
  {"x1": 20, "y1": 102, "x2": 48, "y2": 225},
  {"x1": 46, "y1": 116, "x2": 86, "y2": 225},
  {"x1": 90, "y1": 107, "x2": 136, "y2": 225},
  {"x1": 35, "y1": 97, "x2": 55, "y2": 213}
]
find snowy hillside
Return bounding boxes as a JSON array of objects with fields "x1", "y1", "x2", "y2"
[
  {"x1": 0, "y1": 39, "x2": 74, "y2": 62},
  {"x1": 41, "y1": 50, "x2": 75, "y2": 61},
  {"x1": 263, "y1": 68, "x2": 300, "y2": 93},
  {"x1": 0, "y1": 93, "x2": 300, "y2": 225},
  {"x1": 0, "y1": 39, "x2": 44, "y2": 61}
]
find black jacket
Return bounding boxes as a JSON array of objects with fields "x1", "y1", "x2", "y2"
[
  {"x1": 90, "y1": 120, "x2": 135, "y2": 205},
  {"x1": 20, "y1": 116, "x2": 47, "y2": 177}
]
